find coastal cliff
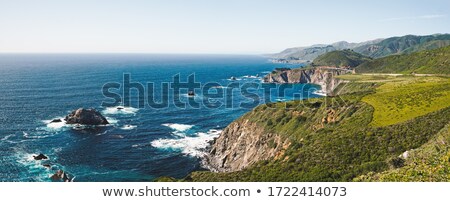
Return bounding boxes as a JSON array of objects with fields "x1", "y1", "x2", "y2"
[
  {"x1": 205, "y1": 118, "x2": 290, "y2": 172},
  {"x1": 263, "y1": 67, "x2": 351, "y2": 96},
  {"x1": 204, "y1": 67, "x2": 350, "y2": 172}
]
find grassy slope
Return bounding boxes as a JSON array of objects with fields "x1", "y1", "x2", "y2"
[
  {"x1": 355, "y1": 122, "x2": 450, "y2": 181},
  {"x1": 355, "y1": 45, "x2": 450, "y2": 74},
  {"x1": 362, "y1": 77, "x2": 450, "y2": 126},
  {"x1": 184, "y1": 76, "x2": 450, "y2": 182},
  {"x1": 312, "y1": 49, "x2": 372, "y2": 67}
]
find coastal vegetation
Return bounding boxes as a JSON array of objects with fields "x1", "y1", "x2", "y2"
[
  {"x1": 183, "y1": 75, "x2": 450, "y2": 181},
  {"x1": 312, "y1": 49, "x2": 372, "y2": 67},
  {"x1": 168, "y1": 44, "x2": 450, "y2": 182},
  {"x1": 355, "y1": 45, "x2": 450, "y2": 74}
]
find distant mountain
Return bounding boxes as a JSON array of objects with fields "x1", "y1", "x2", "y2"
[
  {"x1": 312, "y1": 49, "x2": 372, "y2": 67},
  {"x1": 355, "y1": 45, "x2": 450, "y2": 74},
  {"x1": 270, "y1": 34, "x2": 450, "y2": 62},
  {"x1": 269, "y1": 39, "x2": 382, "y2": 62},
  {"x1": 354, "y1": 34, "x2": 450, "y2": 58}
]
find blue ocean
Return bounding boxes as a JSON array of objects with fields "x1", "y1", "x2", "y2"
[{"x1": 0, "y1": 54, "x2": 321, "y2": 182}]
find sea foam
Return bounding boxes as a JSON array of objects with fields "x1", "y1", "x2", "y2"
[
  {"x1": 162, "y1": 123, "x2": 194, "y2": 137},
  {"x1": 102, "y1": 106, "x2": 139, "y2": 115},
  {"x1": 151, "y1": 129, "x2": 221, "y2": 157}
]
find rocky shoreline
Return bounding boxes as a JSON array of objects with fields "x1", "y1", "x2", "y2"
[{"x1": 202, "y1": 67, "x2": 350, "y2": 172}]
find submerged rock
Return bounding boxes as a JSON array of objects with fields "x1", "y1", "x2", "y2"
[
  {"x1": 50, "y1": 119, "x2": 62, "y2": 123},
  {"x1": 33, "y1": 153, "x2": 48, "y2": 160},
  {"x1": 50, "y1": 170, "x2": 72, "y2": 182},
  {"x1": 65, "y1": 108, "x2": 109, "y2": 125}
]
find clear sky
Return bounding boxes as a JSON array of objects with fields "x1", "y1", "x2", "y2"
[{"x1": 0, "y1": 0, "x2": 449, "y2": 54}]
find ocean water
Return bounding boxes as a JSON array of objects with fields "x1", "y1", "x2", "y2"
[{"x1": 0, "y1": 54, "x2": 321, "y2": 182}]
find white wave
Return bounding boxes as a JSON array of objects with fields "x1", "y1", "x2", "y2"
[
  {"x1": 121, "y1": 125, "x2": 137, "y2": 130},
  {"x1": 162, "y1": 123, "x2": 193, "y2": 132},
  {"x1": 102, "y1": 106, "x2": 139, "y2": 115},
  {"x1": 242, "y1": 75, "x2": 259, "y2": 79},
  {"x1": 312, "y1": 90, "x2": 327, "y2": 96},
  {"x1": 42, "y1": 117, "x2": 70, "y2": 131},
  {"x1": 226, "y1": 78, "x2": 242, "y2": 81},
  {"x1": 23, "y1": 131, "x2": 54, "y2": 139},
  {"x1": 105, "y1": 117, "x2": 119, "y2": 125},
  {"x1": 162, "y1": 123, "x2": 194, "y2": 137},
  {"x1": 151, "y1": 129, "x2": 222, "y2": 157},
  {"x1": 1, "y1": 134, "x2": 15, "y2": 141},
  {"x1": 275, "y1": 98, "x2": 288, "y2": 102},
  {"x1": 210, "y1": 85, "x2": 228, "y2": 89},
  {"x1": 14, "y1": 152, "x2": 53, "y2": 181}
]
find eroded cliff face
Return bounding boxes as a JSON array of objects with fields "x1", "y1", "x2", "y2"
[
  {"x1": 204, "y1": 67, "x2": 351, "y2": 173},
  {"x1": 205, "y1": 119, "x2": 290, "y2": 172},
  {"x1": 263, "y1": 67, "x2": 350, "y2": 96}
]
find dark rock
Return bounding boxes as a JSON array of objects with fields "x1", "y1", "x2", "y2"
[
  {"x1": 188, "y1": 91, "x2": 195, "y2": 96},
  {"x1": 50, "y1": 119, "x2": 62, "y2": 123},
  {"x1": 33, "y1": 153, "x2": 48, "y2": 160},
  {"x1": 50, "y1": 170, "x2": 72, "y2": 182},
  {"x1": 65, "y1": 108, "x2": 109, "y2": 125},
  {"x1": 43, "y1": 164, "x2": 51, "y2": 168},
  {"x1": 230, "y1": 76, "x2": 237, "y2": 81},
  {"x1": 116, "y1": 107, "x2": 124, "y2": 110}
]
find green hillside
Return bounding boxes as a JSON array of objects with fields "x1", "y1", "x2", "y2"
[
  {"x1": 355, "y1": 122, "x2": 450, "y2": 182},
  {"x1": 182, "y1": 75, "x2": 450, "y2": 182},
  {"x1": 354, "y1": 34, "x2": 450, "y2": 58},
  {"x1": 312, "y1": 49, "x2": 372, "y2": 67},
  {"x1": 355, "y1": 45, "x2": 450, "y2": 74}
]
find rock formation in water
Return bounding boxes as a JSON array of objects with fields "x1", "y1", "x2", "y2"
[{"x1": 65, "y1": 108, "x2": 109, "y2": 125}]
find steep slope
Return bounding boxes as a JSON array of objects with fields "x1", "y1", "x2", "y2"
[
  {"x1": 354, "y1": 34, "x2": 450, "y2": 58},
  {"x1": 187, "y1": 76, "x2": 450, "y2": 182},
  {"x1": 355, "y1": 45, "x2": 450, "y2": 74},
  {"x1": 355, "y1": 122, "x2": 450, "y2": 182},
  {"x1": 312, "y1": 49, "x2": 372, "y2": 67}
]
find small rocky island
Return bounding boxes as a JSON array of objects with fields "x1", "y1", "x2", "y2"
[{"x1": 65, "y1": 108, "x2": 109, "y2": 125}]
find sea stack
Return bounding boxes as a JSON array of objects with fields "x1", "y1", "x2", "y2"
[{"x1": 65, "y1": 108, "x2": 109, "y2": 125}]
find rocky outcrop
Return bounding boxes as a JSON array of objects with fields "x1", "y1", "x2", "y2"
[
  {"x1": 263, "y1": 67, "x2": 350, "y2": 96},
  {"x1": 33, "y1": 153, "x2": 48, "y2": 160},
  {"x1": 50, "y1": 170, "x2": 72, "y2": 182},
  {"x1": 205, "y1": 119, "x2": 290, "y2": 172},
  {"x1": 65, "y1": 108, "x2": 109, "y2": 125}
]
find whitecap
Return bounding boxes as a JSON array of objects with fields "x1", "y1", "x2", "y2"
[
  {"x1": 162, "y1": 123, "x2": 194, "y2": 132},
  {"x1": 275, "y1": 98, "x2": 288, "y2": 102},
  {"x1": 1, "y1": 134, "x2": 15, "y2": 141},
  {"x1": 242, "y1": 75, "x2": 259, "y2": 79},
  {"x1": 14, "y1": 152, "x2": 53, "y2": 181},
  {"x1": 42, "y1": 117, "x2": 70, "y2": 131},
  {"x1": 105, "y1": 117, "x2": 119, "y2": 125},
  {"x1": 121, "y1": 125, "x2": 137, "y2": 130},
  {"x1": 312, "y1": 90, "x2": 327, "y2": 96},
  {"x1": 151, "y1": 129, "x2": 221, "y2": 157},
  {"x1": 23, "y1": 131, "x2": 54, "y2": 139},
  {"x1": 102, "y1": 106, "x2": 139, "y2": 115}
]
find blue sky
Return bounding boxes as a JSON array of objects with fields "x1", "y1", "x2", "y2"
[{"x1": 0, "y1": 0, "x2": 449, "y2": 54}]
